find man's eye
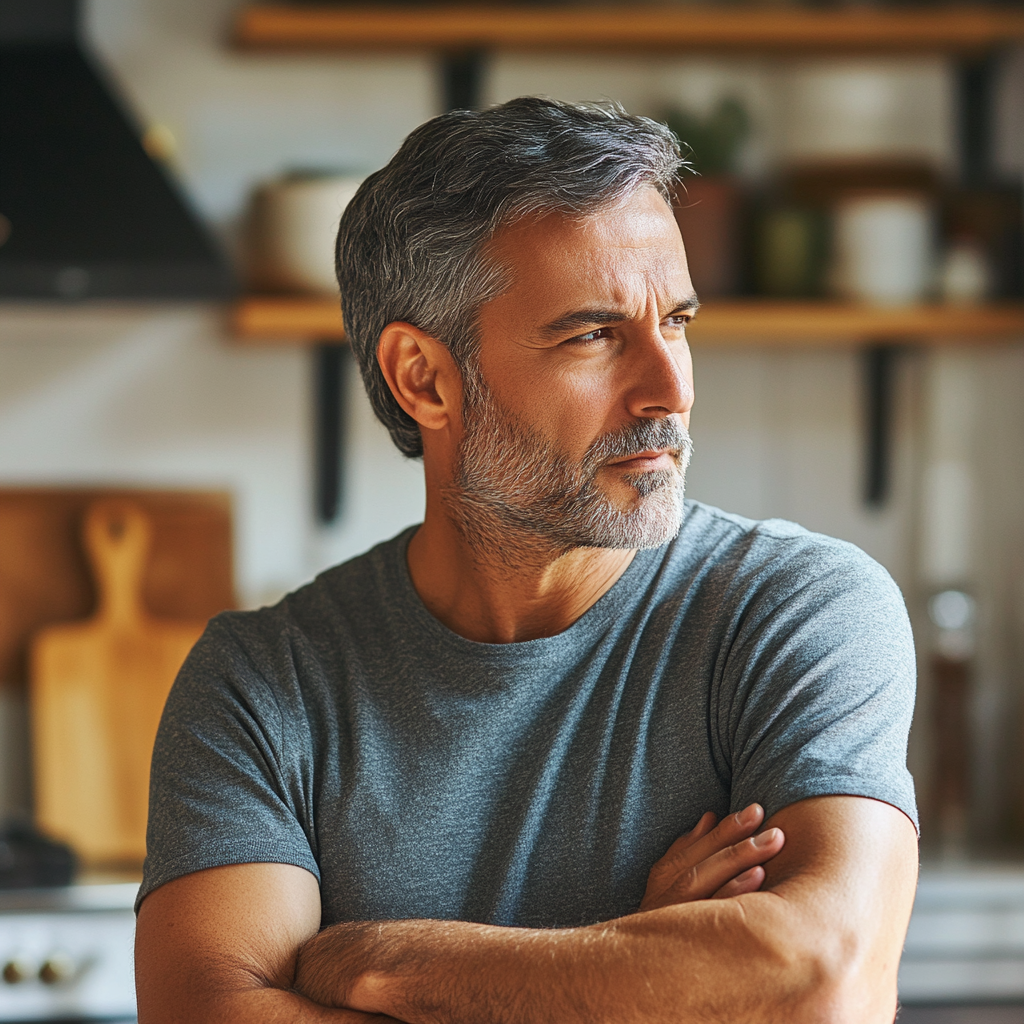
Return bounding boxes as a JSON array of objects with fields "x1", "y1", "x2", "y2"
[
  {"x1": 569, "y1": 328, "x2": 611, "y2": 345},
  {"x1": 664, "y1": 314, "x2": 692, "y2": 329}
]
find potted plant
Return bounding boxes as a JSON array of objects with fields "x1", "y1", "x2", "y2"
[{"x1": 661, "y1": 98, "x2": 750, "y2": 297}]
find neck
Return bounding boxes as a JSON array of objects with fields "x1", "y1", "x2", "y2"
[{"x1": 406, "y1": 493, "x2": 636, "y2": 644}]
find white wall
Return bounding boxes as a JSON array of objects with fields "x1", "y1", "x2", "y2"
[
  {"x1": 487, "y1": 52, "x2": 954, "y2": 177},
  {"x1": 86, "y1": 0, "x2": 439, "y2": 224},
  {"x1": 0, "y1": 305, "x2": 425, "y2": 606},
  {"x1": 1, "y1": 0, "x2": 1023, "y2": 845}
]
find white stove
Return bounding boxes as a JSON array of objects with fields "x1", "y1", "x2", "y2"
[{"x1": 0, "y1": 883, "x2": 136, "y2": 1022}]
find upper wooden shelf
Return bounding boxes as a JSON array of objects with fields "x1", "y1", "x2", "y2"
[
  {"x1": 234, "y1": 5, "x2": 1024, "y2": 53},
  {"x1": 232, "y1": 295, "x2": 1024, "y2": 347}
]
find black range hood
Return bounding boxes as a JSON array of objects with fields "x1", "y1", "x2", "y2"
[{"x1": 0, "y1": 0, "x2": 235, "y2": 299}]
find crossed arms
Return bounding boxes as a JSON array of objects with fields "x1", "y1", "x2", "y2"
[{"x1": 135, "y1": 794, "x2": 917, "y2": 1024}]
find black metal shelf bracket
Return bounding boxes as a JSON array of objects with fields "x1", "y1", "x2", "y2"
[
  {"x1": 441, "y1": 49, "x2": 486, "y2": 112},
  {"x1": 859, "y1": 51, "x2": 1001, "y2": 508},
  {"x1": 314, "y1": 342, "x2": 349, "y2": 524},
  {"x1": 957, "y1": 51, "x2": 997, "y2": 190},
  {"x1": 863, "y1": 344, "x2": 899, "y2": 508}
]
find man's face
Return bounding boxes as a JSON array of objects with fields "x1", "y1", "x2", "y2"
[{"x1": 449, "y1": 186, "x2": 697, "y2": 553}]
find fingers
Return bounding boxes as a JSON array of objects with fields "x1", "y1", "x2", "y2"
[
  {"x1": 688, "y1": 810, "x2": 718, "y2": 842},
  {"x1": 684, "y1": 804, "x2": 765, "y2": 867},
  {"x1": 663, "y1": 811, "x2": 718, "y2": 857},
  {"x1": 656, "y1": 804, "x2": 760, "y2": 870},
  {"x1": 685, "y1": 827, "x2": 785, "y2": 902},
  {"x1": 645, "y1": 805, "x2": 762, "y2": 896},
  {"x1": 650, "y1": 813, "x2": 718, "y2": 872},
  {"x1": 641, "y1": 820, "x2": 786, "y2": 911},
  {"x1": 712, "y1": 865, "x2": 765, "y2": 899}
]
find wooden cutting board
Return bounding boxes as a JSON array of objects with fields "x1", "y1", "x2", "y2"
[
  {"x1": 0, "y1": 488, "x2": 234, "y2": 691},
  {"x1": 30, "y1": 499, "x2": 208, "y2": 867}
]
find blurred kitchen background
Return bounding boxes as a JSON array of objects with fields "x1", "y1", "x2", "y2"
[{"x1": 2, "y1": 0, "x2": 1024, "y2": 1018}]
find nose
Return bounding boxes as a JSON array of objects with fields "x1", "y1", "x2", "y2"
[{"x1": 623, "y1": 329, "x2": 694, "y2": 422}]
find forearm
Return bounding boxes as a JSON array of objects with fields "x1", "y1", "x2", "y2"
[
  {"x1": 294, "y1": 895, "x2": 846, "y2": 1024},
  {"x1": 155, "y1": 988, "x2": 403, "y2": 1024},
  {"x1": 136, "y1": 959, "x2": 409, "y2": 1024},
  {"x1": 295, "y1": 800, "x2": 916, "y2": 1024}
]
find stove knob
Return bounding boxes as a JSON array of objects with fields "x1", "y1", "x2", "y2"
[
  {"x1": 2, "y1": 959, "x2": 30, "y2": 984},
  {"x1": 39, "y1": 954, "x2": 74, "y2": 985}
]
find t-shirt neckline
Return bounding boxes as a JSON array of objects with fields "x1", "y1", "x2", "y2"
[{"x1": 389, "y1": 526, "x2": 665, "y2": 660}]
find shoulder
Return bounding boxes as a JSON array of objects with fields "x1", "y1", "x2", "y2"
[
  {"x1": 672, "y1": 508, "x2": 919, "y2": 828},
  {"x1": 675, "y1": 499, "x2": 880, "y2": 568},
  {"x1": 660, "y1": 501, "x2": 911, "y2": 672},
  {"x1": 168, "y1": 527, "x2": 416, "y2": 721},
  {"x1": 204, "y1": 526, "x2": 413, "y2": 658},
  {"x1": 671, "y1": 500, "x2": 902, "y2": 609}
]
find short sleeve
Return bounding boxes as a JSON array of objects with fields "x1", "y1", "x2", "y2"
[
  {"x1": 718, "y1": 534, "x2": 918, "y2": 832},
  {"x1": 136, "y1": 616, "x2": 320, "y2": 913}
]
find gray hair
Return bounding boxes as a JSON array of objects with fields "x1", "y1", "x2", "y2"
[{"x1": 336, "y1": 96, "x2": 684, "y2": 458}]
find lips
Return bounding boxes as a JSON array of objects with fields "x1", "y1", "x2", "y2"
[
  {"x1": 583, "y1": 417, "x2": 692, "y2": 476},
  {"x1": 606, "y1": 449, "x2": 678, "y2": 469}
]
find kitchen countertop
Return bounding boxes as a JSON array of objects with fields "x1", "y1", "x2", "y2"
[{"x1": 901, "y1": 866, "x2": 1024, "y2": 1004}]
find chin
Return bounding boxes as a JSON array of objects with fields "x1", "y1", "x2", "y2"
[{"x1": 577, "y1": 479, "x2": 686, "y2": 550}]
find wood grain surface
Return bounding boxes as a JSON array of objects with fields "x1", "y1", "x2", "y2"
[
  {"x1": 0, "y1": 488, "x2": 234, "y2": 692},
  {"x1": 234, "y1": 5, "x2": 1024, "y2": 54},
  {"x1": 230, "y1": 295, "x2": 1024, "y2": 347},
  {"x1": 29, "y1": 500, "x2": 217, "y2": 867}
]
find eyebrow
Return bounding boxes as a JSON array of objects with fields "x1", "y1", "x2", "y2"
[{"x1": 538, "y1": 295, "x2": 701, "y2": 341}]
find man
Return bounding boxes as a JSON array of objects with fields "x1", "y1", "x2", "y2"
[{"x1": 135, "y1": 98, "x2": 918, "y2": 1023}]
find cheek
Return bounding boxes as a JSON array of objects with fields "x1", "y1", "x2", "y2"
[
  {"x1": 525, "y1": 364, "x2": 621, "y2": 452},
  {"x1": 484, "y1": 344, "x2": 644, "y2": 453}
]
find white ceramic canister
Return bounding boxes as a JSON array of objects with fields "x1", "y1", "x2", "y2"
[
  {"x1": 939, "y1": 240, "x2": 991, "y2": 305},
  {"x1": 247, "y1": 172, "x2": 364, "y2": 295},
  {"x1": 831, "y1": 191, "x2": 934, "y2": 306}
]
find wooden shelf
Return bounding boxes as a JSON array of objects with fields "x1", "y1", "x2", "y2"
[
  {"x1": 235, "y1": 5, "x2": 1024, "y2": 53},
  {"x1": 689, "y1": 301, "x2": 1024, "y2": 344},
  {"x1": 231, "y1": 295, "x2": 1024, "y2": 347},
  {"x1": 232, "y1": 295, "x2": 347, "y2": 340}
]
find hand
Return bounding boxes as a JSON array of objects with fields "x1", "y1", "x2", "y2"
[{"x1": 639, "y1": 804, "x2": 785, "y2": 912}]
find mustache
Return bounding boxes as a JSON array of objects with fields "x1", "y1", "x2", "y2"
[{"x1": 582, "y1": 417, "x2": 693, "y2": 472}]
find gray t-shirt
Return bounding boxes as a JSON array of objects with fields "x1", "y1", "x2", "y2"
[{"x1": 140, "y1": 501, "x2": 917, "y2": 927}]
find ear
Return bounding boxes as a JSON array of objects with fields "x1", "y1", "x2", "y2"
[{"x1": 376, "y1": 322, "x2": 463, "y2": 435}]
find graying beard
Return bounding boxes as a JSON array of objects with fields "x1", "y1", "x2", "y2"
[{"x1": 445, "y1": 378, "x2": 691, "y2": 565}]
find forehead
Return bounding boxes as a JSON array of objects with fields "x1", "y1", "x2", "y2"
[{"x1": 481, "y1": 187, "x2": 690, "y2": 325}]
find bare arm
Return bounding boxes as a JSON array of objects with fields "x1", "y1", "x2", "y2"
[
  {"x1": 295, "y1": 796, "x2": 918, "y2": 1024},
  {"x1": 134, "y1": 863, "x2": 404, "y2": 1024},
  {"x1": 133, "y1": 802, "x2": 773, "y2": 1022}
]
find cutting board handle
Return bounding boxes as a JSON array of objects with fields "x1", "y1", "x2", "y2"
[{"x1": 83, "y1": 500, "x2": 152, "y2": 625}]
